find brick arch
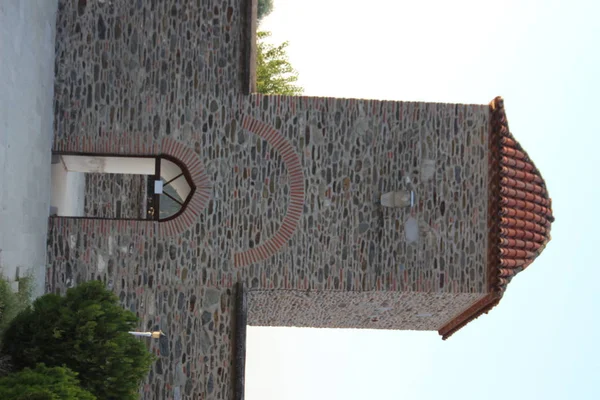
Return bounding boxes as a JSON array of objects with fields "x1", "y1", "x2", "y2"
[
  {"x1": 234, "y1": 116, "x2": 305, "y2": 268},
  {"x1": 51, "y1": 135, "x2": 211, "y2": 238},
  {"x1": 158, "y1": 137, "x2": 211, "y2": 237}
]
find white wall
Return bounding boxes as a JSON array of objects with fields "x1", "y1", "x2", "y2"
[{"x1": 61, "y1": 155, "x2": 155, "y2": 175}]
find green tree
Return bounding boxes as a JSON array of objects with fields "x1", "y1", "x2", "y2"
[
  {"x1": 0, "y1": 364, "x2": 95, "y2": 400},
  {"x1": 0, "y1": 275, "x2": 33, "y2": 336},
  {"x1": 256, "y1": 31, "x2": 303, "y2": 95},
  {"x1": 257, "y1": 0, "x2": 274, "y2": 21},
  {"x1": 0, "y1": 275, "x2": 34, "y2": 375},
  {"x1": 2, "y1": 281, "x2": 154, "y2": 400}
]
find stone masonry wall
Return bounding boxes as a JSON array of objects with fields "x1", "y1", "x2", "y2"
[
  {"x1": 49, "y1": 95, "x2": 490, "y2": 399},
  {"x1": 49, "y1": 0, "x2": 492, "y2": 398},
  {"x1": 51, "y1": 1, "x2": 250, "y2": 398},
  {"x1": 84, "y1": 173, "x2": 147, "y2": 219},
  {"x1": 47, "y1": 218, "x2": 237, "y2": 400},
  {"x1": 232, "y1": 96, "x2": 489, "y2": 295},
  {"x1": 237, "y1": 96, "x2": 490, "y2": 330},
  {"x1": 248, "y1": 290, "x2": 484, "y2": 330},
  {"x1": 53, "y1": 0, "x2": 248, "y2": 143}
]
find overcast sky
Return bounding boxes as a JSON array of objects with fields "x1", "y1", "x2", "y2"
[{"x1": 245, "y1": 1, "x2": 600, "y2": 399}]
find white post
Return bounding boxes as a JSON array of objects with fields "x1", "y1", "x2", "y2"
[
  {"x1": 128, "y1": 331, "x2": 152, "y2": 338},
  {"x1": 128, "y1": 331, "x2": 165, "y2": 339}
]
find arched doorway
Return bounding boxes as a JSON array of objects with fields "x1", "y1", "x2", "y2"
[{"x1": 51, "y1": 154, "x2": 195, "y2": 221}]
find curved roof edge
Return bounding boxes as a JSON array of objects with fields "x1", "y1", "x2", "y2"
[{"x1": 438, "y1": 97, "x2": 554, "y2": 340}]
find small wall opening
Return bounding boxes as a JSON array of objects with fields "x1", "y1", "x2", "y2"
[{"x1": 50, "y1": 154, "x2": 195, "y2": 221}]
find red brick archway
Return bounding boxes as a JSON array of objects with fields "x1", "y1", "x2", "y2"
[
  {"x1": 233, "y1": 116, "x2": 305, "y2": 267},
  {"x1": 52, "y1": 136, "x2": 211, "y2": 238}
]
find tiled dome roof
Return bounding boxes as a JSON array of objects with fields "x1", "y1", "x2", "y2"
[
  {"x1": 490, "y1": 97, "x2": 554, "y2": 291},
  {"x1": 439, "y1": 97, "x2": 554, "y2": 340}
]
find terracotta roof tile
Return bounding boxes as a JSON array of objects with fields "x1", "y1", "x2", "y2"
[
  {"x1": 500, "y1": 228, "x2": 546, "y2": 243},
  {"x1": 500, "y1": 216, "x2": 549, "y2": 233},
  {"x1": 439, "y1": 97, "x2": 554, "y2": 340},
  {"x1": 501, "y1": 156, "x2": 536, "y2": 172},
  {"x1": 501, "y1": 177, "x2": 546, "y2": 195},
  {"x1": 500, "y1": 208, "x2": 549, "y2": 225},
  {"x1": 501, "y1": 166, "x2": 544, "y2": 184}
]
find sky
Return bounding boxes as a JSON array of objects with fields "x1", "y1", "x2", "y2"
[{"x1": 245, "y1": 1, "x2": 600, "y2": 399}]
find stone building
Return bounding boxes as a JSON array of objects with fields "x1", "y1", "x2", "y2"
[{"x1": 47, "y1": 0, "x2": 554, "y2": 399}]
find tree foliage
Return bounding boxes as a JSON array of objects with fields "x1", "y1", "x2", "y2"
[
  {"x1": 0, "y1": 275, "x2": 33, "y2": 337},
  {"x1": 1, "y1": 281, "x2": 153, "y2": 400},
  {"x1": 257, "y1": 0, "x2": 274, "y2": 21},
  {"x1": 256, "y1": 31, "x2": 303, "y2": 95},
  {"x1": 0, "y1": 364, "x2": 95, "y2": 400}
]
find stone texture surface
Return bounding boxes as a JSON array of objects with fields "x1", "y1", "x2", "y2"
[
  {"x1": 47, "y1": 1, "x2": 493, "y2": 399},
  {"x1": 235, "y1": 97, "x2": 490, "y2": 298},
  {"x1": 0, "y1": 0, "x2": 58, "y2": 297},
  {"x1": 85, "y1": 173, "x2": 147, "y2": 219},
  {"x1": 47, "y1": 218, "x2": 237, "y2": 400},
  {"x1": 248, "y1": 290, "x2": 485, "y2": 330}
]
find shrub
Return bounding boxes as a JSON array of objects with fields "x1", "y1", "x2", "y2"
[
  {"x1": 0, "y1": 363, "x2": 95, "y2": 400},
  {"x1": 2, "y1": 280, "x2": 154, "y2": 400},
  {"x1": 0, "y1": 274, "x2": 34, "y2": 376},
  {"x1": 0, "y1": 275, "x2": 33, "y2": 336}
]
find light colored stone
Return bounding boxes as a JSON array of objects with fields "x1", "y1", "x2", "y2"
[
  {"x1": 97, "y1": 254, "x2": 106, "y2": 273},
  {"x1": 405, "y1": 217, "x2": 420, "y2": 243},
  {"x1": 204, "y1": 288, "x2": 221, "y2": 309},
  {"x1": 381, "y1": 191, "x2": 411, "y2": 208},
  {"x1": 421, "y1": 159, "x2": 436, "y2": 181}
]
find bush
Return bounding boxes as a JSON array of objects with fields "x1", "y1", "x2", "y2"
[
  {"x1": 0, "y1": 363, "x2": 95, "y2": 400},
  {"x1": 0, "y1": 275, "x2": 33, "y2": 336},
  {"x1": 0, "y1": 275, "x2": 34, "y2": 376},
  {"x1": 2, "y1": 281, "x2": 154, "y2": 400}
]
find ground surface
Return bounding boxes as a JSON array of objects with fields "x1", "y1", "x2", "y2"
[{"x1": 0, "y1": 0, "x2": 58, "y2": 297}]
